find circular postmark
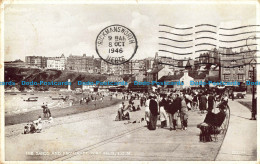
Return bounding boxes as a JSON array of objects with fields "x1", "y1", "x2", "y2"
[{"x1": 95, "y1": 24, "x2": 138, "y2": 65}]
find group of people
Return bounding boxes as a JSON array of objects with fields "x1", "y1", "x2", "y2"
[
  {"x1": 145, "y1": 93, "x2": 188, "y2": 131},
  {"x1": 115, "y1": 102, "x2": 130, "y2": 121},
  {"x1": 24, "y1": 117, "x2": 43, "y2": 134},
  {"x1": 115, "y1": 101, "x2": 142, "y2": 121},
  {"x1": 42, "y1": 103, "x2": 51, "y2": 118},
  {"x1": 115, "y1": 88, "x2": 230, "y2": 132},
  {"x1": 23, "y1": 116, "x2": 54, "y2": 134}
]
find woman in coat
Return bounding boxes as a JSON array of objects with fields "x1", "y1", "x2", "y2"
[
  {"x1": 149, "y1": 96, "x2": 159, "y2": 130},
  {"x1": 159, "y1": 96, "x2": 168, "y2": 128},
  {"x1": 200, "y1": 93, "x2": 207, "y2": 114},
  {"x1": 180, "y1": 96, "x2": 188, "y2": 130},
  {"x1": 172, "y1": 94, "x2": 182, "y2": 130},
  {"x1": 145, "y1": 96, "x2": 151, "y2": 127},
  {"x1": 207, "y1": 93, "x2": 215, "y2": 112}
]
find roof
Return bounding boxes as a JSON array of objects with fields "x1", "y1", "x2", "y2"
[
  {"x1": 159, "y1": 73, "x2": 184, "y2": 81},
  {"x1": 189, "y1": 72, "x2": 207, "y2": 79},
  {"x1": 205, "y1": 76, "x2": 220, "y2": 82},
  {"x1": 159, "y1": 70, "x2": 208, "y2": 81},
  {"x1": 187, "y1": 70, "x2": 208, "y2": 79},
  {"x1": 148, "y1": 66, "x2": 164, "y2": 74}
]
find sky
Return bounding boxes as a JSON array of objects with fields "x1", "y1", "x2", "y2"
[{"x1": 4, "y1": 3, "x2": 257, "y2": 61}]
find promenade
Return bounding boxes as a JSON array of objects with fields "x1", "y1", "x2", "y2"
[
  {"x1": 216, "y1": 98, "x2": 257, "y2": 161},
  {"x1": 5, "y1": 98, "x2": 256, "y2": 161}
]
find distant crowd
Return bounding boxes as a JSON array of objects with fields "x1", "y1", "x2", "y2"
[{"x1": 116, "y1": 88, "x2": 230, "y2": 131}]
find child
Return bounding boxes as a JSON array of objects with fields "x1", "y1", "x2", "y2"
[
  {"x1": 24, "y1": 123, "x2": 30, "y2": 134},
  {"x1": 30, "y1": 122, "x2": 36, "y2": 133},
  {"x1": 35, "y1": 121, "x2": 42, "y2": 133},
  {"x1": 48, "y1": 117, "x2": 54, "y2": 123}
]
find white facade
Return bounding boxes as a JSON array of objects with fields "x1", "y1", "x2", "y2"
[
  {"x1": 46, "y1": 54, "x2": 65, "y2": 70},
  {"x1": 180, "y1": 71, "x2": 194, "y2": 88}
]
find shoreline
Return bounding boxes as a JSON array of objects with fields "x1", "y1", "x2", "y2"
[{"x1": 5, "y1": 98, "x2": 122, "y2": 126}]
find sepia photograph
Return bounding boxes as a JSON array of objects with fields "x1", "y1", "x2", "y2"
[{"x1": 1, "y1": 0, "x2": 259, "y2": 162}]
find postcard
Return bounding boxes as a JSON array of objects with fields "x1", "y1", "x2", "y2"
[{"x1": 1, "y1": 0, "x2": 259, "y2": 163}]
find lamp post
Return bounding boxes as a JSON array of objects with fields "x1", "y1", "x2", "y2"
[{"x1": 250, "y1": 59, "x2": 256, "y2": 120}]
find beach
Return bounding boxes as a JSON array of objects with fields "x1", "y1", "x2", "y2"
[{"x1": 5, "y1": 91, "x2": 122, "y2": 125}]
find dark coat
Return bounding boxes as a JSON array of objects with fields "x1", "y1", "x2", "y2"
[
  {"x1": 174, "y1": 97, "x2": 182, "y2": 113},
  {"x1": 149, "y1": 99, "x2": 158, "y2": 115},
  {"x1": 164, "y1": 100, "x2": 171, "y2": 113},
  {"x1": 200, "y1": 95, "x2": 207, "y2": 111},
  {"x1": 160, "y1": 98, "x2": 167, "y2": 110},
  {"x1": 207, "y1": 94, "x2": 214, "y2": 111}
]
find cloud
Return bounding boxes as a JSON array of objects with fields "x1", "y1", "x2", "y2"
[
  {"x1": 87, "y1": 21, "x2": 112, "y2": 31},
  {"x1": 43, "y1": 42, "x2": 97, "y2": 58},
  {"x1": 130, "y1": 11, "x2": 150, "y2": 30}
]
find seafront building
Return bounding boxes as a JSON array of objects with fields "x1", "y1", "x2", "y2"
[
  {"x1": 46, "y1": 54, "x2": 66, "y2": 70},
  {"x1": 25, "y1": 56, "x2": 47, "y2": 68},
  {"x1": 21, "y1": 47, "x2": 256, "y2": 91},
  {"x1": 66, "y1": 54, "x2": 94, "y2": 73}
]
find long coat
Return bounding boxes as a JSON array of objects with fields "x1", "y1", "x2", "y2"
[
  {"x1": 174, "y1": 97, "x2": 182, "y2": 113},
  {"x1": 207, "y1": 94, "x2": 215, "y2": 111},
  {"x1": 180, "y1": 99, "x2": 188, "y2": 120},
  {"x1": 200, "y1": 95, "x2": 207, "y2": 111}
]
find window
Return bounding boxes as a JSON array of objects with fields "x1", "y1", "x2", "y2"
[
  {"x1": 224, "y1": 75, "x2": 230, "y2": 81},
  {"x1": 238, "y1": 66, "x2": 244, "y2": 71},
  {"x1": 224, "y1": 68, "x2": 230, "y2": 72},
  {"x1": 238, "y1": 75, "x2": 244, "y2": 80},
  {"x1": 249, "y1": 71, "x2": 254, "y2": 79}
]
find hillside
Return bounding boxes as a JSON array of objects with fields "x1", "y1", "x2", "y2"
[{"x1": 4, "y1": 66, "x2": 109, "y2": 90}]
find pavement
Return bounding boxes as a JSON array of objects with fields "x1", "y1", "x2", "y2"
[
  {"x1": 215, "y1": 99, "x2": 257, "y2": 161},
  {"x1": 4, "y1": 97, "x2": 257, "y2": 161}
]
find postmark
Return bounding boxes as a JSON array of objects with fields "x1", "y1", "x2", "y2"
[{"x1": 95, "y1": 24, "x2": 138, "y2": 65}]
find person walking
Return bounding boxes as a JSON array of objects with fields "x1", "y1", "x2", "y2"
[
  {"x1": 207, "y1": 92, "x2": 215, "y2": 113},
  {"x1": 180, "y1": 96, "x2": 188, "y2": 130},
  {"x1": 192, "y1": 93, "x2": 198, "y2": 111},
  {"x1": 41, "y1": 103, "x2": 47, "y2": 118},
  {"x1": 145, "y1": 96, "x2": 151, "y2": 127},
  {"x1": 173, "y1": 94, "x2": 182, "y2": 130},
  {"x1": 43, "y1": 103, "x2": 51, "y2": 118},
  {"x1": 200, "y1": 93, "x2": 207, "y2": 114},
  {"x1": 159, "y1": 95, "x2": 168, "y2": 128},
  {"x1": 148, "y1": 96, "x2": 159, "y2": 130},
  {"x1": 165, "y1": 95, "x2": 172, "y2": 129},
  {"x1": 168, "y1": 95, "x2": 177, "y2": 130}
]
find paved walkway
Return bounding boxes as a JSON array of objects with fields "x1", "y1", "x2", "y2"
[
  {"x1": 5, "y1": 98, "x2": 256, "y2": 161},
  {"x1": 215, "y1": 100, "x2": 257, "y2": 161},
  {"x1": 52, "y1": 100, "x2": 225, "y2": 161}
]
